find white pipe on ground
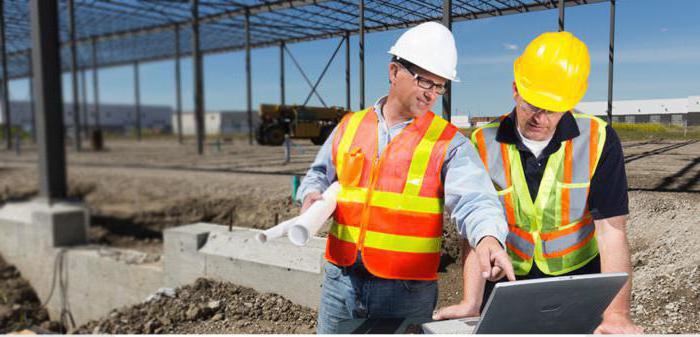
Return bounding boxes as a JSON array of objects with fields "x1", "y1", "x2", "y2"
[
  {"x1": 255, "y1": 216, "x2": 299, "y2": 243},
  {"x1": 288, "y1": 182, "x2": 341, "y2": 246}
]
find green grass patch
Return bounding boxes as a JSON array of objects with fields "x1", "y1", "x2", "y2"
[
  {"x1": 611, "y1": 123, "x2": 699, "y2": 141},
  {"x1": 459, "y1": 123, "x2": 699, "y2": 141}
]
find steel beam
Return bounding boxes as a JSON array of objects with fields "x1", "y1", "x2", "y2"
[
  {"x1": 80, "y1": 68, "x2": 88, "y2": 137},
  {"x1": 192, "y1": 0, "x2": 205, "y2": 155},
  {"x1": 33, "y1": 0, "x2": 329, "y2": 51},
  {"x1": 30, "y1": 0, "x2": 67, "y2": 201},
  {"x1": 68, "y1": 0, "x2": 81, "y2": 151},
  {"x1": 358, "y1": 0, "x2": 365, "y2": 110},
  {"x1": 174, "y1": 24, "x2": 183, "y2": 144},
  {"x1": 442, "y1": 0, "x2": 452, "y2": 122},
  {"x1": 134, "y1": 61, "x2": 141, "y2": 141},
  {"x1": 606, "y1": 0, "x2": 615, "y2": 124},
  {"x1": 0, "y1": 0, "x2": 11, "y2": 150},
  {"x1": 302, "y1": 37, "x2": 344, "y2": 106},
  {"x1": 245, "y1": 7, "x2": 253, "y2": 145},
  {"x1": 28, "y1": 52, "x2": 36, "y2": 143},
  {"x1": 558, "y1": 0, "x2": 565, "y2": 31},
  {"x1": 91, "y1": 37, "x2": 101, "y2": 130},
  {"x1": 345, "y1": 30, "x2": 350, "y2": 112},
  {"x1": 280, "y1": 41, "x2": 285, "y2": 106},
  {"x1": 284, "y1": 46, "x2": 327, "y2": 106}
]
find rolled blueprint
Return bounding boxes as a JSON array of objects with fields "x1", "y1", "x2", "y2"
[
  {"x1": 255, "y1": 216, "x2": 299, "y2": 243},
  {"x1": 288, "y1": 182, "x2": 341, "y2": 246}
]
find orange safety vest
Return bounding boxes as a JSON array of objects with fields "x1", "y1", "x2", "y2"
[{"x1": 327, "y1": 107, "x2": 458, "y2": 280}]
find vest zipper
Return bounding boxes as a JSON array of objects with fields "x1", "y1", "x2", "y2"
[{"x1": 358, "y1": 156, "x2": 381, "y2": 251}]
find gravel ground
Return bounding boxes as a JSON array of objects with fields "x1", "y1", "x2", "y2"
[
  {"x1": 0, "y1": 138, "x2": 698, "y2": 333},
  {"x1": 74, "y1": 278, "x2": 316, "y2": 334}
]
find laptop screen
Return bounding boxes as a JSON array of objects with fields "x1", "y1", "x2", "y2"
[{"x1": 475, "y1": 273, "x2": 628, "y2": 334}]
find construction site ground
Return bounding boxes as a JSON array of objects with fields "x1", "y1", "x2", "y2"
[{"x1": 0, "y1": 137, "x2": 698, "y2": 333}]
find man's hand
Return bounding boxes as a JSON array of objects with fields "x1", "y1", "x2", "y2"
[
  {"x1": 301, "y1": 191, "x2": 323, "y2": 214},
  {"x1": 432, "y1": 301, "x2": 480, "y2": 321},
  {"x1": 475, "y1": 236, "x2": 515, "y2": 282},
  {"x1": 594, "y1": 311, "x2": 644, "y2": 334}
]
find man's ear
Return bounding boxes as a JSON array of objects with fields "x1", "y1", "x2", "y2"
[
  {"x1": 388, "y1": 63, "x2": 398, "y2": 84},
  {"x1": 512, "y1": 81, "x2": 518, "y2": 100}
]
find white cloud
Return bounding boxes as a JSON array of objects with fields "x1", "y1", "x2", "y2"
[
  {"x1": 660, "y1": 28, "x2": 669, "y2": 33},
  {"x1": 502, "y1": 43, "x2": 518, "y2": 51}
]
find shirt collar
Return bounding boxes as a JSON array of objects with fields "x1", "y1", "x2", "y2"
[{"x1": 496, "y1": 108, "x2": 580, "y2": 146}]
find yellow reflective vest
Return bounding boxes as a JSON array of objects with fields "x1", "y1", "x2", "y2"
[{"x1": 471, "y1": 113, "x2": 607, "y2": 276}]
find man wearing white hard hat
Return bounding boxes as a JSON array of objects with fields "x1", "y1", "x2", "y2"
[{"x1": 296, "y1": 22, "x2": 513, "y2": 333}]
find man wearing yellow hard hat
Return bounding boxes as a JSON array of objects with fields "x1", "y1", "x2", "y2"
[{"x1": 434, "y1": 32, "x2": 643, "y2": 333}]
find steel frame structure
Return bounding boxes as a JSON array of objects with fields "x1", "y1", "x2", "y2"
[{"x1": 18, "y1": 0, "x2": 617, "y2": 198}]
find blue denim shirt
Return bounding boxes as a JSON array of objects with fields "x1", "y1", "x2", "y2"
[{"x1": 296, "y1": 96, "x2": 508, "y2": 248}]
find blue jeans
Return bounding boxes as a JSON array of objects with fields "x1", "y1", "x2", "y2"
[{"x1": 316, "y1": 254, "x2": 438, "y2": 334}]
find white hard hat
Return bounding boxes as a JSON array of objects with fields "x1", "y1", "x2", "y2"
[{"x1": 388, "y1": 22, "x2": 459, "y2": 82}]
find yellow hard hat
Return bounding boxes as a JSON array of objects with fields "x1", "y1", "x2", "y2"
[{"x1": 513, "y1": 31, "x2": 590, "y2": 112}]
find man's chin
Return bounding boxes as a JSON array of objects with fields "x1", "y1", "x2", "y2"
[{"x1": 522, "y1": 129, "x2": 549, "y2": 141}]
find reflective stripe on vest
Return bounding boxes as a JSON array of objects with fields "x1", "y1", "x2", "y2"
[
  {"x1": 471, "y1": 112, "x2": 607, "y2": 276},
  {"x1": 328, "y1": 108, "x2": 457, "y2": 280}
]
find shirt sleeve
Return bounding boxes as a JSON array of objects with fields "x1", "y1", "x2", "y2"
[
  {"x1": 443, "y1": 132, "x2": 509, "y2": 248},
  {"x1": 295, "y1": 127, "x2": 338, "y2": 204},
  {"x1": 588, "y1": 125, "x2": 629, "y2": 220}
]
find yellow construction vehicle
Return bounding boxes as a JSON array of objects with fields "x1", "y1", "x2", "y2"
[{"x1": 256, "y1": 104, "x2": 348, "y2": 146}]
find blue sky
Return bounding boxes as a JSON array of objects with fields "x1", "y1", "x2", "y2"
[{"x1": 7, "y1": 0, "x2": 700, "y2": 117}]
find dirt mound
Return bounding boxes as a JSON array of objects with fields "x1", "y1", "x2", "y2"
[
  {"x1": 75, "y1": 278, "x2": 317, "y2": 334},
  {"x1": 627, "y1": 191, "x2": 700, "y2": 333},
  {"x1": 0, "y1": 255, "x2": 63, "y2": 333}
]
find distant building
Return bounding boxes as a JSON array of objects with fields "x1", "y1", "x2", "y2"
[
  {"x1": 175, "y1": 111, "x2": 261, "y2": 136},
  {"x1": 575, "y1": 96, "x2": 700, "y2": 126},
  {"x1": 0, "y1": 100, "x2": 173, "y2": 133},
  {"x1": 450, "y1": 115, "x2": 498, "y2": 128}
]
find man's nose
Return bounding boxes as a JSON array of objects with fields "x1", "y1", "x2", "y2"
[
  {"x1": 423, "y1": 89, "x2": 436, "y2": 102},
  {"x1": 533, "y1": 110, "x2": 548, "y2": 123}
]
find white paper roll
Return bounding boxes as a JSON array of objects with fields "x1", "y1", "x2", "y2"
[
  {"x1": 288, "y1": 182, "x2": 341, "y2": 246},
  {"x1": 255, "y1": 216, "x2": 299, "y2": 243}
]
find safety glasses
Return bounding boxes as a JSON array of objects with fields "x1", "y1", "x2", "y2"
[{"x1": 395, "y1": 62, "x2": 447, "y2": 95}]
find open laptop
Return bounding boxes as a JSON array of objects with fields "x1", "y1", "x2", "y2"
[{"x1": 422, "y1": 273, "x2": 628, "y2": 334}]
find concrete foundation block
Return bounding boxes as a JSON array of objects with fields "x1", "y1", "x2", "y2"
[
  {"x1": 163, "y1": 223, "x2": 220, "y2": 287},
  {"x1": 47, "y1": 248, "x2": 164, "y2": 324},
  {"x1": 200, "y1": 226, "x2": 325, "y2": 309},
  {"x1": 30, "y1": 202, "x2": 88, "y2": 248},
  {"x1": 0, "y1": 200, "x2": 88, "y2": 247}
]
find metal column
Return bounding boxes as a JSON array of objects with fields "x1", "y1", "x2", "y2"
[
  {"x1": 245, "y1": 8, "x2": 253, "y2": 145},
  {"x1": 174, "y1": 24, "x2": 183, "y2": 144},
  {"x1": 91, "y1": 37, "x2": 100, "y2": 130},
  {"x1": 68, "y1": 0, "x2": 81, "y2": 151},
  {"x1": 345, "y1": 31, "x2": 350, "y2": 112},
  {"x1": 280, "y1": 41, "x2": 285, "y2": 106},
  {"x1": 358, "y1": 0, "x2": 365, "y2": 110},
  {"x1": 606, "y1": 0, "x2": 616, "y2": 124},
  {"x1": 558, "y1": 0, "x2": 565, "y2": 31},
  {"x1": 80, "y1": 68, "x2": 88, "y2": 137},
  {"x1": 28, "y1": 52, "x2": 36, "y2": 143},
  {"x1": 0, "y1": 0, "x2": 11, "y2": 150},
  {"x1": 30, "y1": 0, "x2": 67, "y2": 201},
  {"x1": 442, "y1": 0, "x2": 452, "y2": 122},
  {"x1": 191, "y1": 0, "x2": 205, "y2": 155},
  {"x1": 134, "y1": 61, "x2": 141, "y2": 141}
]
